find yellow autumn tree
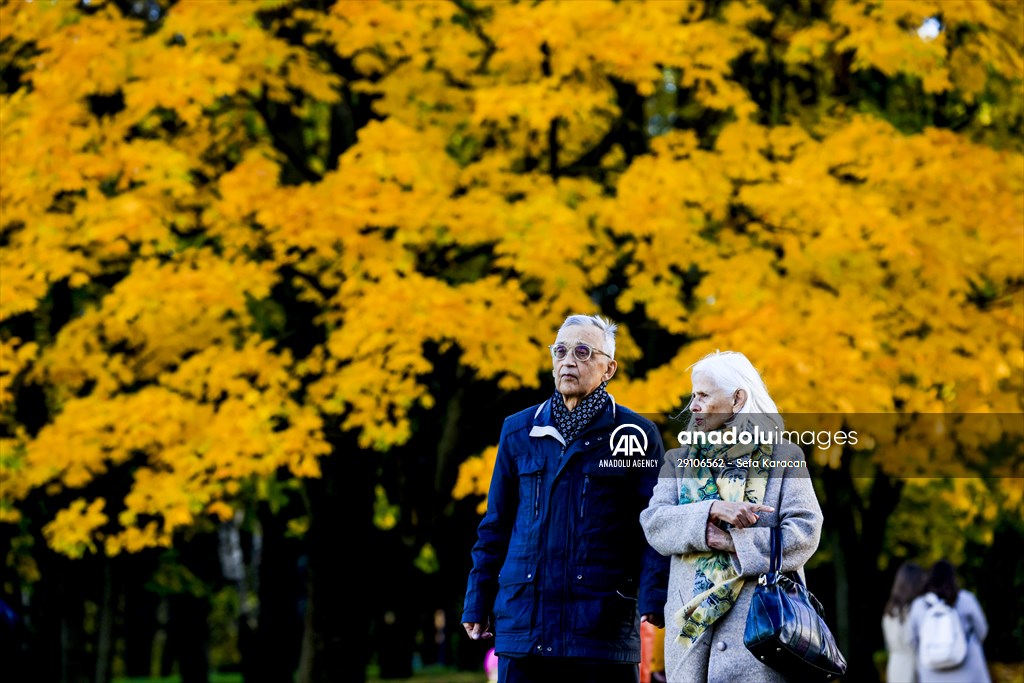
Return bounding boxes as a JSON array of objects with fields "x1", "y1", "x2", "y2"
[{"x1": 2, "y1": 0, "x2": 1021, "y2": 681}]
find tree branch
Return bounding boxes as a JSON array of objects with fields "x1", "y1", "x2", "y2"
[{"x1": 248, "y1": 90, "x2": 323, "y2": 185}]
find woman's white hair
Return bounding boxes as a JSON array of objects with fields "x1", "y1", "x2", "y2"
[
  {"x1": 688, "y1": 350, "x2": 784, "y2": 430},
  {"x1": 559, "y1": 314, "x2": 617, "y2": 358}
]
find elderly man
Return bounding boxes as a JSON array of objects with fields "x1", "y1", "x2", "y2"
[{"x1": 462, "y1": 314, "x2": 668, "y2": 683}]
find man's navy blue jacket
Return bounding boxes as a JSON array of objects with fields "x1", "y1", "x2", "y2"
[{"x1": 462, "y1": 396, "x2": 669, "y2": 662}]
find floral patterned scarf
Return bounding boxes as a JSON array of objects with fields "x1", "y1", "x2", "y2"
[
  {"x1": 675, "y1": 432, "x2": 773, "y2": 648},
  {"x1": 551, "y1": 380, "x2": 609, "y2": 451}
]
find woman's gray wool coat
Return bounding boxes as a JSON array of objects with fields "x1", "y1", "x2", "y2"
[{"x1": 640, "y1": 442, "x2": 824, "y2": 683}]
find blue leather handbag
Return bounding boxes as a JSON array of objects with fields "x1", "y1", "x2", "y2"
[{"x1": 743, "y1": 526, "x2": 847, "y2": 681}]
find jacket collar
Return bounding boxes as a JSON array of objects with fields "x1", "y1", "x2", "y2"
[{"x1": 528, "y1": 393, "x2": 618, "y2": 446}]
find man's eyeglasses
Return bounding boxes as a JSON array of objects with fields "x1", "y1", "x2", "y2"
[{"x1": 549, "y1": 343, "x2": 613, "y2": 363}]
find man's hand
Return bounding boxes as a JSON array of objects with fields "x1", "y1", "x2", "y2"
[
  {"x1": 709, "y1": 500, "x2": 773, "y2": 529},
  {"x1": 641, "y1": 613, "x2": 665, "y2": 629},
  {"x1": 462, "y1": 620, "x2": 493, "y2": 640},
  {"x1": 706, "y1": 519, "x2": 736, "y2": 553}
]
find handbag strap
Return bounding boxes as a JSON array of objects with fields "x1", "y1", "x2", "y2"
[
  {"x1": 769, "y1": 525, "x2": 782, "y2": 574},
  {"x1": 769, "y1": 525, "x2": 803, "y2": 586},
  {"x1": 768, "y1": 525, "x2": 825, "y2": 616}
]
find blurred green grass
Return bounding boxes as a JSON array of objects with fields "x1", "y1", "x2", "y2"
[
  {"x1": 112, "y1": 667, "x2": 485, "y2": 683},
  {"x1": 367, "y1": 671, "x2": 483, "y2": 683},
  {"x1": 112, "y1": 676, "x2": 242, "y2": 683},
  {"x1": 112, "y1": 661, "x2": 1023, "y2": 683}
]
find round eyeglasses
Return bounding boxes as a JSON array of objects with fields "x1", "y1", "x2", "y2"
[{"x1": 549, "y1": 343, "x2": 613, "y2": 362}]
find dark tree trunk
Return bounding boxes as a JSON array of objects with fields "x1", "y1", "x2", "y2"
[
  {"x1": 159, "y1": 598, "x2": 174, "y2": 678},
  {"x1": 94, "y1": 555, "x2": 115, "y2": 683},
  {"x1": 169, "y1": 591, "x2": 210, "y2": 683},
  {"x1": 373, "y1": 523, "x2": 417, "y2": 679},
  {"x1": 26, "y1": 549, "x2": 63, "y2": 683},
  {"x1": 821, "y1": 455, "x2": 904, "y2": 683},
  {"x1": 295, "y1": 569, "x2": 315, "y2": 683},
  {"x1": 822, "y1": 462, "x2": 871, "y2": 680},
  {"x1": 0, "y1": 542, "x2": 30, "y2": 682},
  {"x1": 60, "y1": 554, "x2": 94, "y2": 683},
  {"x1": 307, "y1": 435, "x2": 376, "y2": 683},
  {"x1": 122, "y1": 553, "x2": 161, "y2": 676},
  {"x1": 243, "y1": 503, "x2": 304, "y2": 683},
  {"x1": 169, "y1": 533, "x2": 221, "y2": 683},
  {"x1": 34, "y1": 552, "x2": 95, "y2": 683}
]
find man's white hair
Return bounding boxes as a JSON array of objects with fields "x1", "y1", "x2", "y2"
[
  {"x1": 559, "y1": 314, "x2": 617, "y2": 359},
  {"x1": 689, "y1": 350, "x2": 783, "y2": 429}
]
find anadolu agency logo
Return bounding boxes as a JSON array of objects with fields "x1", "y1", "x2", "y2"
[{"x1": 609, "y1": 424, "x2": 648, "y2": 457}]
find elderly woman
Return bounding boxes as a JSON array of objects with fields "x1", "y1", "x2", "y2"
[{"x1": 640, "y1": 351, "x2": 823, "y2": 683}]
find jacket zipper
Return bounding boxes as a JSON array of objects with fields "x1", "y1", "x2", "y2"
[
  {"x1": 580, "y1": 474, "x2": 589, "y2": 518},
  {"x1": 534, "y1": 474, "x2": 541, "y2": 519}
]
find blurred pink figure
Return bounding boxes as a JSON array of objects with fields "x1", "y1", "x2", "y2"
[{"x1": 484, "y1": 648, "x2": 498, "y2": 682}]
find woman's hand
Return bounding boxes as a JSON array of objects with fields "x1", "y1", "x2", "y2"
[
  {"x1": 706, "y1": 520, "x2": 735, "y2": 553},
  {"x1": 709, "y1": 500, "x2": 773, "y2": 529}
]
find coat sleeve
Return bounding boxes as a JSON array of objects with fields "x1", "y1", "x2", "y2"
[
  {"x1": 961, "y1": 591, "x2": 988, "y2": 642},
  {"x1": 636, "y1": 423, "x2": 670, "y2": 618},
  {"x1": 640, "y1": 448, "x2": 714, "y2": 556},
  {"x1": 728, "y1": 445, "x2": 823, "y2": 578},
  {"x1": 462, "y1": 419, "x2": 518, "y2": 624}
]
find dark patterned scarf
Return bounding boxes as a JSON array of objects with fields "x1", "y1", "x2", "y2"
[{"x1": 551, "y1": 380, "x2": 609, "y2": 449}]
